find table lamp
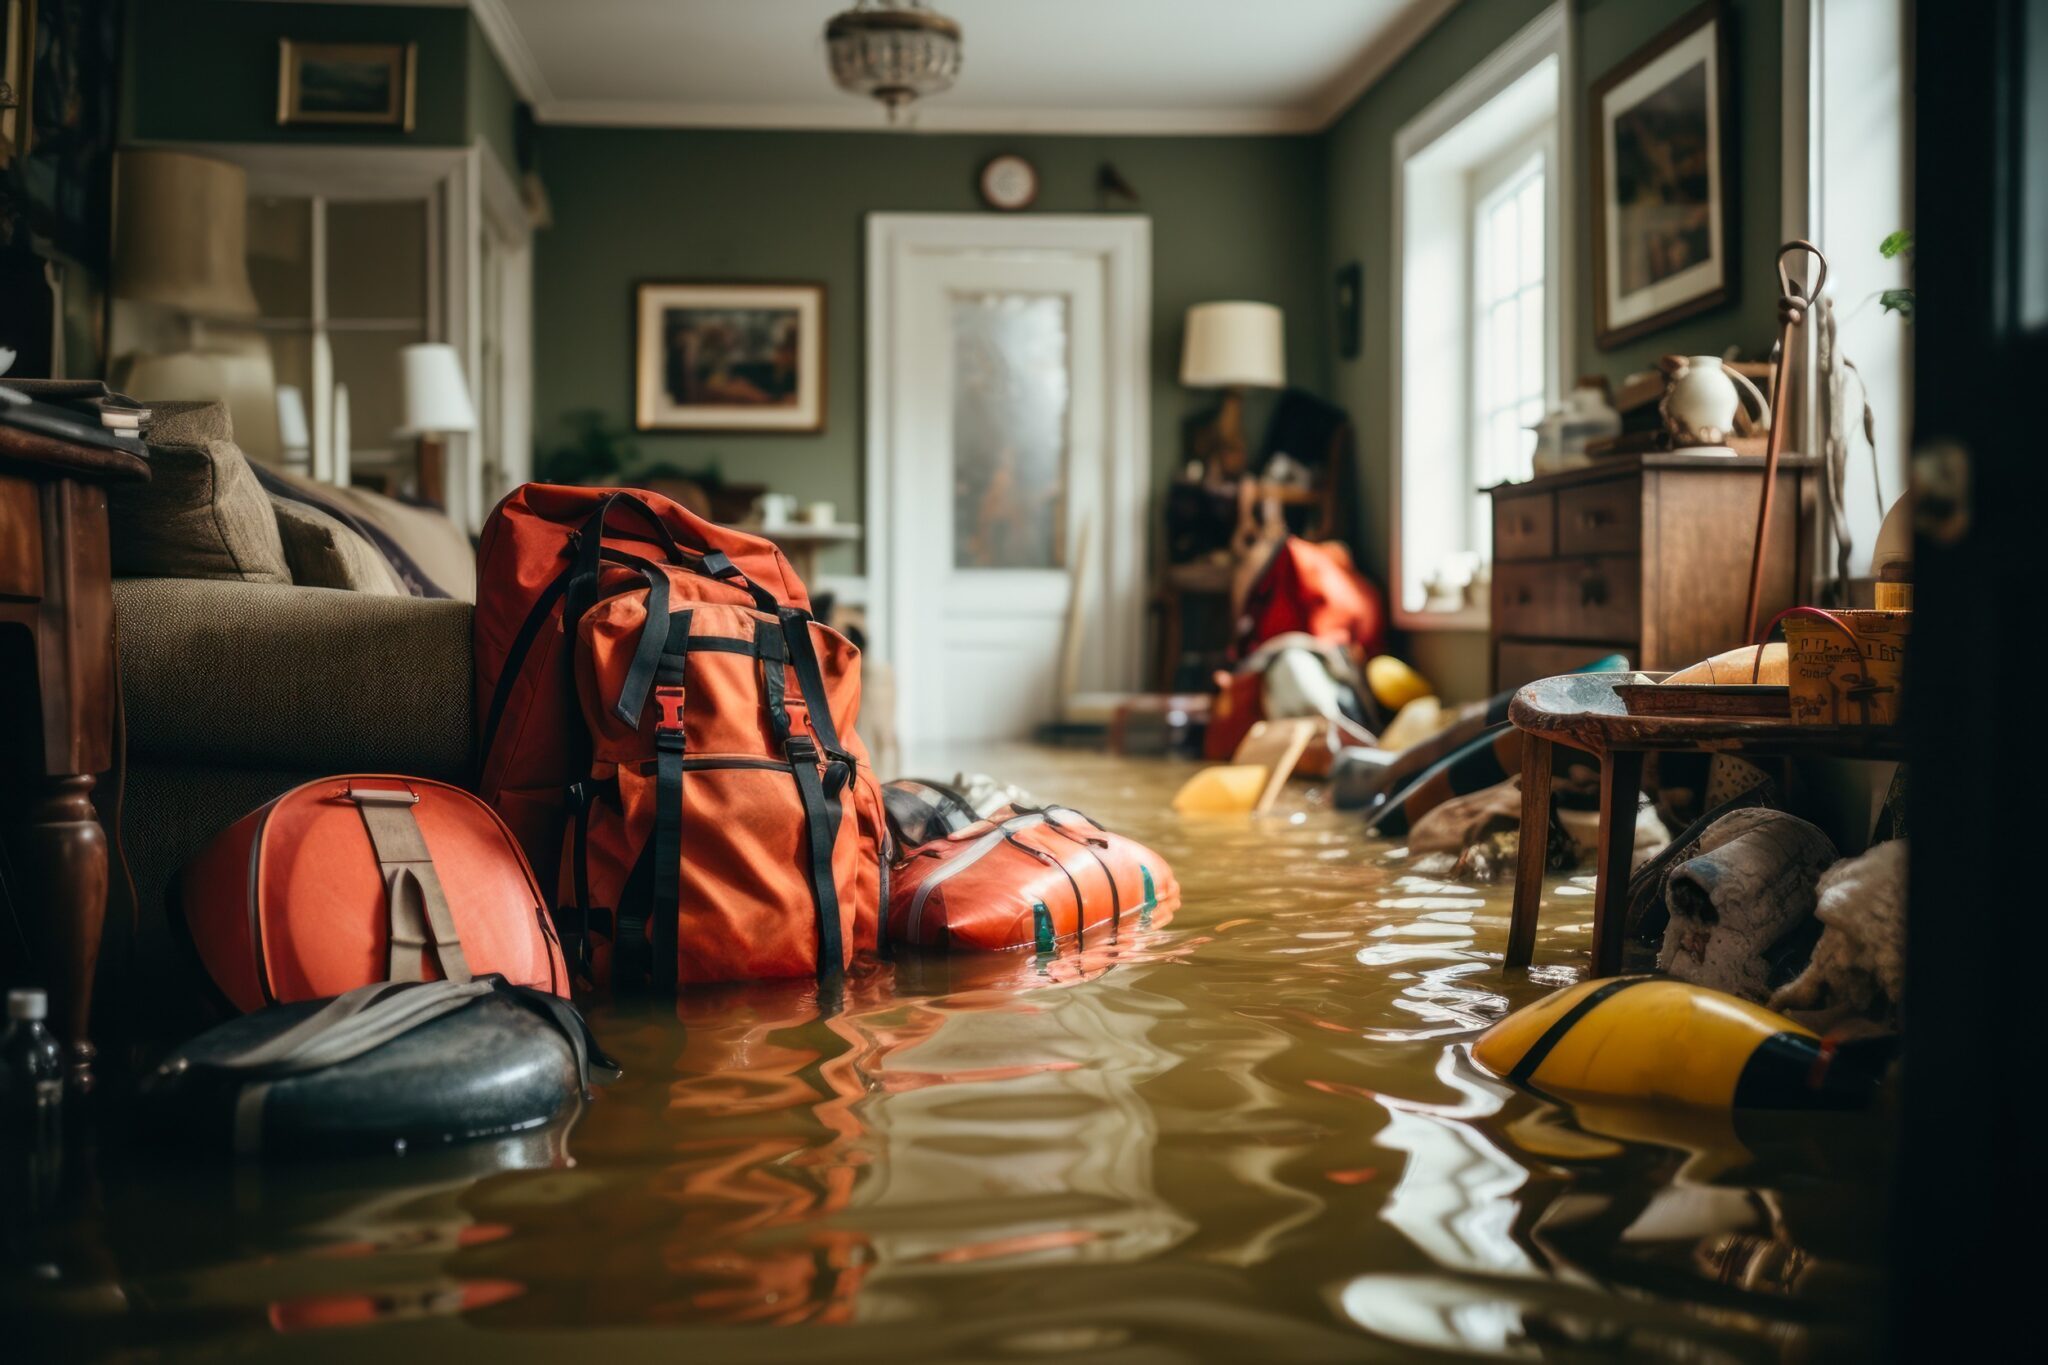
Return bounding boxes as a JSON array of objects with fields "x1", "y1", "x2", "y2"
[
  {"x1": 1180, "y1": 301, "x2": 1284, "y2": 481},
  {"x1": 396, "y1": 342, "x2": 475, "y2": 508}
]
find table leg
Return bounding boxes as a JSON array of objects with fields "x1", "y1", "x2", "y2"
[
  {"x1": 16, "y1": 773, "x2": 107, "y2": 1093},
  {"x1": 1505, "y1": 734, "x2": 1553, "y2": 969},
  {"x1": 1591, "y1": 748, "x2": 1645, "y2": 978}
]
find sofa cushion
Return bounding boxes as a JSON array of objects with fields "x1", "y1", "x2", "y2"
[
  {"x1": 270, "y1": 495, "x2": 406, "y2": 595},
  {"x1": 112, "y1": 401, "x2": 290, "y2": 583},
  {"x1": 323, "y1": 484, "x2": 477, "y2": 602}
]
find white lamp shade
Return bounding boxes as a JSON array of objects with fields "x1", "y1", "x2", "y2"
[
  {"x1": 396, "y1": 342, "x2": 476, "y2": 435},
  {"x1": 1180, "y1": 301, "x2": 1285, "y2": 389}
]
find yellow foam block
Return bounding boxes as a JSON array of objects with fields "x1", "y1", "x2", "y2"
[
  {"x1": 1171, "y1": 763, "x2": 1270, "y2": 814},
  {"x1": 1366, "y1": 655, "x2": 1433, "y2": 711}
]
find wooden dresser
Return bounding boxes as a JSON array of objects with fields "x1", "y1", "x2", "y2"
[{"x1": 1487, "y1": 453, "x2": 1816, "y2": 692}]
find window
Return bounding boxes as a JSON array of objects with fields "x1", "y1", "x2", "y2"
[
  {"x1": 1470, "y1": 145, "x2": 1548, "y2": 532},
  {"x1": 1391, "y1": 5, "x2": 1568, "y2": 628}
]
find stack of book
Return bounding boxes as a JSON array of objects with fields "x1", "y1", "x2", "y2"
[{"x1": 0, "y1": 380, "x2": 151, "y2": 457}]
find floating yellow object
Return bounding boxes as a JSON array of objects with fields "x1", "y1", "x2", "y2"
[
  {"x1": 1170, "y1": 763, "x2": 1270, "y2": 814},
  {"x1": 1366, "y1": 655, "x2": 1433, "y2": 711},
  {"x1": 1474, "y1": 977, "x2": 1875, "y2": 1109},
  {"x1": 1376, "y1": 695, "x2": 1443, "y2": 752},
  {"x1": 1663, "y1": 643, "x2": 1787, "y2": 685}
]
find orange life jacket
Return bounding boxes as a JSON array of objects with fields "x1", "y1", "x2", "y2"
[
  {"x1": 887, "y1": 805, "x2": 1180, "y2": 953},
  {"x1": 179, "y1": 776, "x2": 568, "y2": 1013}
]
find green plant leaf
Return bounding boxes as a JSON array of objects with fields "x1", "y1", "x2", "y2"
[
  {"x1": 1879, "y1": 230, "x2": 1914, "y2": 260},
  {"x1": 1878, "y1": 287, "x2": 1916, "y2": 321}
]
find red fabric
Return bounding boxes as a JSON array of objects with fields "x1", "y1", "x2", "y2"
[
  {"x1": 181, "y1": 776, "x2": 568, "y2": 1013},
  {"x1": 1236, "y1": 538, "x2": 1387, "y2": 661},
  {"x1": 475, "y1": 483, "x2": 812, "y2": 894}
]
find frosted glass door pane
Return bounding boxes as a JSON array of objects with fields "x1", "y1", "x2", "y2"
[
  {"x1": 328, "y1": 201, "x2": 428, "y2": 322},
  {"x1": 951, "y1": 293, "x2": 1069, "y2": 570}
]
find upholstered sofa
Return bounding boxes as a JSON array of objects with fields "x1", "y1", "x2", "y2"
[{"x1": 95, "y1": 400, "x2": 479, "y2": 1023}]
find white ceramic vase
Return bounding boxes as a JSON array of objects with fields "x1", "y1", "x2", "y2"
[{"x1": 1659, "y1": 356, "x2": 1769, "y2": 449}]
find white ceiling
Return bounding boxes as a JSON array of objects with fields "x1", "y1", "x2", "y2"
[{"x1": 463, "y1": 0, "x2": 1460, "y2": 134}]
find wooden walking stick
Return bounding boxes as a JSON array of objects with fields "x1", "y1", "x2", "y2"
[{"x1": 1744, "y1": 241, "x2": 1829, "y2": 642}]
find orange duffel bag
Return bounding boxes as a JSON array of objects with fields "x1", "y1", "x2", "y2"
[
  {"x1": 179, "y1": 776, "x2": 570, "y2": 1013},
  {"x1": 887, "y1": 805, "x2": 1179, "y2": 953}
]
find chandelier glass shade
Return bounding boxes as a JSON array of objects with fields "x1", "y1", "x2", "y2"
[{"x1": 825, "y1": 0, "x2": 963, "y2": 123}]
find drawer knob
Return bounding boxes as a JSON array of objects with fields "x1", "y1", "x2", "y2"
[
  {"x1": 1578, "y1": 508, "x2": 1613, "y2": 529},
  {"x1": 1580, "y1": 576, "x2": 1609, "y2": 607}
]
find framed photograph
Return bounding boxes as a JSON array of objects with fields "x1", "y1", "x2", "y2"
[
  {"x1": 1334, "y1": 261, "x2": 1362, "y2": 360},
  {"x1": 277, "y1": 40, "x2": 417, "y2": 131},
  {"x1": 634, "y1": 282, "x2": 826, "y2": 433},
  {"x1": 1589, "y1": 1, "x2": 1733, "y2": 349}
]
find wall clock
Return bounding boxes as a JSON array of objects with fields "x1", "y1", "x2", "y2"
[{"x1": 978, "y1": 154, "x2": 1038, "y2": 211}]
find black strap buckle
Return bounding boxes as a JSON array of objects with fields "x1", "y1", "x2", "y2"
[
  {"x1": 785, "y1": 734, "x2": 818, "y2": 765},
  {"x1": 701, "y1": 550, "x2": 736, "y2": 578}
]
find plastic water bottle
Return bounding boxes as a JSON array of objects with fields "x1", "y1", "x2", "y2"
[{"x1": 1, "y1": 989, "x2": 64, "y2": 1200}]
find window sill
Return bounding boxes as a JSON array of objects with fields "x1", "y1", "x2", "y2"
[{"x1": 1395, "y1": 605, "x2": 1490, "y2": 633}]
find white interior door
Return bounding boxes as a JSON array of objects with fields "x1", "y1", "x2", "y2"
[{"x1": 869, "y1": 215, "x2": 1150, "y2": 751}]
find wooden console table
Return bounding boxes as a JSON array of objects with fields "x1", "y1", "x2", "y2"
[
  {"x1": 1505, "y1": 671, "x2": 1906, "y2": 977},
  {"x1": 0, "y1": 423, "x2": 149, "y2": 1092}
]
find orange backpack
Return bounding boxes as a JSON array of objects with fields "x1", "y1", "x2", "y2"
[
  {"x1": 562, "y1": 565, "x2": 887, "y2": 986},
  {"x1": 475, "y1": 485, "x2": 814, "y2": 896},
  {"x1": 180, "y1": 776, "x2": 569, "y2": 1013}
]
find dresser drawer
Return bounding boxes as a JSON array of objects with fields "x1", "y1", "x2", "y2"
[
  {"x1": 1494, "y1": 555, "x2": 1641, "y2": 641},
  {"x1": 1496, "y1": 639, "x2": 1636, "y2": 692},
  {"x1": 1492, "y1": 492, "x2": 1555, "y2": 561},
  {"x1": 1557, "y1": 480, "x2": 1641, "y2": 555}
]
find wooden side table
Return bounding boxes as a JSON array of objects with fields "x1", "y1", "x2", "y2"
[
  {"x1": 0, "y1": 422, "x2": 149, "y2": 1092},
  {"x1": 1505, "y1": 671, "x2": 1906, "y2": 977},
  {"x1": 748, "y1": 521, "x2": 862, "y2": 589}
]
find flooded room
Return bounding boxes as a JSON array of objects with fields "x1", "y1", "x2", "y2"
[{"x1": 1, "y1": 1, "x2": 2032, "y2": 1361}]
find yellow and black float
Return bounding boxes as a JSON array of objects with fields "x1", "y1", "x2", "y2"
[{"x1": 1474, "y1": 977, "x2": 1886, "y2": 1109}]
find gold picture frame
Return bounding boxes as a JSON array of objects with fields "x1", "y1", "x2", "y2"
[
  {"x1": 277, "y1": 39, "x2": 417, "y2": 131},
  {"x1": 1, "y1": 0, "x2": 34, "y2": 166},
  {"x1": 634, "y1": 282, "x2": 828, "y2": 434}
]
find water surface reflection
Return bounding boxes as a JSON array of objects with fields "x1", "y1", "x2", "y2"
[{"x1": 11, "y1": 747, "x2": 1891, "y2": 1361}]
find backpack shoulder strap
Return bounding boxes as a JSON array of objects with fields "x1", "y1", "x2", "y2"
[{"x1": 348, "y1": 785, "x2": 472, "y2": 985}]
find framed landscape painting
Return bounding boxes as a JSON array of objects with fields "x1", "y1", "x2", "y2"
[
  {"x1": 1589, "y1": 1, "x2": 1733, "y2": 349},
  {"x1": 277, "y1": 40, "x2": 417, "y2": 130},
  {"x1": 634, "y1": 282, "x2": 826, "y2": 433}
]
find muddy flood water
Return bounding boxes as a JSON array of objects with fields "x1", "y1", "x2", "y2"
[{"x1": 14, "y1": 747, "x2": 1894, "y2": 1362}]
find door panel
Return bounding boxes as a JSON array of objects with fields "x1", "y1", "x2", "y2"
[{"x1": 891, "y1": 250, "x2": 1109, "y2": 745}]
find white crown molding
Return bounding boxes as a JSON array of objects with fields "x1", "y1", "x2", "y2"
[
  {"x1": 469, "y1": 0, "x2": 552, "y2": 106},
  {"x1": 537, "y1": 98, "x2": 1326, "y2": 137},
  {"x1": 1308, "y1": 0, "x2": 1462, "y2": 128}
]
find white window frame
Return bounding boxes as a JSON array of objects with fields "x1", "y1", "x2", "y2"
[
  {"x1": 1389, "y1": 2, "x2": 1573, "y2": 631},
  {"x1": 1467, "y1": 134, "x2": 1551, "y2": 542}
]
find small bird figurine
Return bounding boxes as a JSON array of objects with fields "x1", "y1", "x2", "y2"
[{"x1": 1096, "y1": 162, "x2": 1140, "y2": 210}]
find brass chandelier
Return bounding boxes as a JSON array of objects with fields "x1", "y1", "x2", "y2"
[{"x1": 825, "y1": 0, "x2": 963, "y2": 124}]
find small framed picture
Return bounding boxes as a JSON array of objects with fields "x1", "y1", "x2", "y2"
[
  {"x1": 634, "y1": 282, "x2": 826, "y2": 433},
  {"x1": 277, "y1": 40, "x2": 417, "y2": 131},
  {"x1": 1589, "y1": 1, "x2": 1733, "y2": 349}
]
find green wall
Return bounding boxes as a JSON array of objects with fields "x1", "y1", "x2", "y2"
[
  {"x1": 122, "y1": 0, "x2": 517, "y2": 159},
  {"x1": 531, "y1": 127, "x2": 1330, "y2": 575},
  {"x1": 1323, "y1": 0, "x2": 1784, "y2": 590}
]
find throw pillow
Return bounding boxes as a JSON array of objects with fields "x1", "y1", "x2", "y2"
[
  {"x1": 270, "y1": 495, "x2": 406, "y2": 595},
  {"x1": 111, "y1": 402, "x2": 290, "y2": 583}
]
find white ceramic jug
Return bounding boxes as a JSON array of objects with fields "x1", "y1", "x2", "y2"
[{"x1": 1659, "y1": 356, "x2": 1769, "y2": 449}]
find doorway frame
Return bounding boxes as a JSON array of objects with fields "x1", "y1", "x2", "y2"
[{"x1": 863, "y1": 211, "x2": 1152, "y2": 701}]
